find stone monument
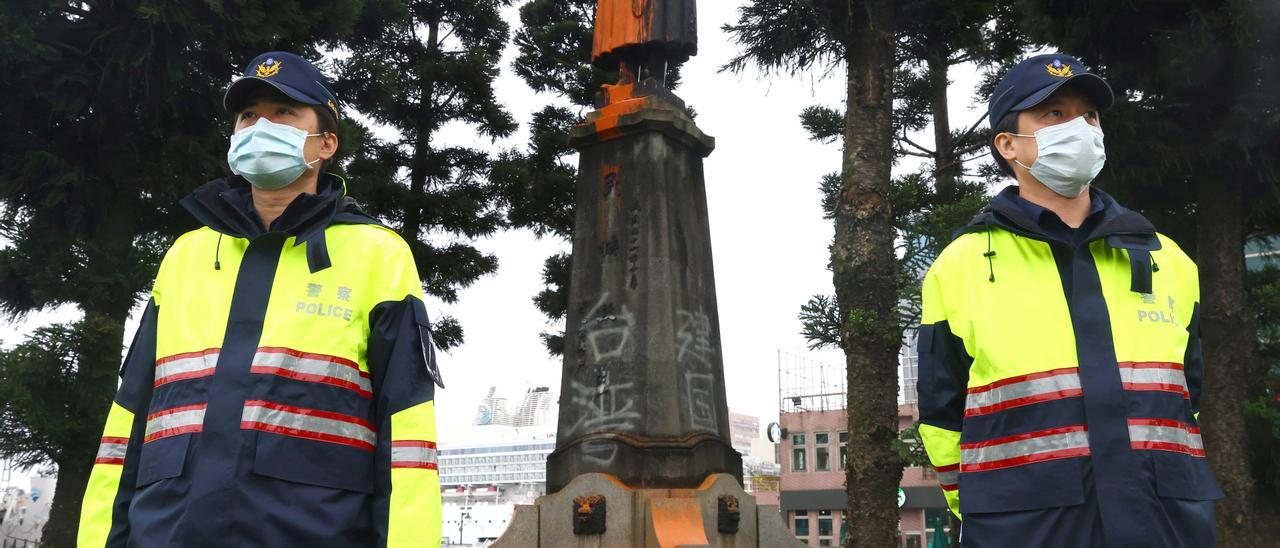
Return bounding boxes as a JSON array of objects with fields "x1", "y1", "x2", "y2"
[{"x1": 492, "y1": 2, "x2": 804, "y2": 545}]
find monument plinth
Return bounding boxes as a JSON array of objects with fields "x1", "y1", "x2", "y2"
[{"x1": 492, "y1": 2, "x2": 804, "y2": 545}]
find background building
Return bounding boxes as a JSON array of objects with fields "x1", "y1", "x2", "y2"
[
  {"x1": 773, "y1": 349, "x2": 950, "y2": 547},
  {"x1": 472, "y1": 385, "x2": 556, "y2": 428},
  {"x1": 728, "y1": 411, "x2": 783, "y2": 500},
  {"x1": 0, "y1": 471, "x2": 53, "y2": 548},
  {"x1": 729, "y1": 411, "x2": 761, "y2": 452}
]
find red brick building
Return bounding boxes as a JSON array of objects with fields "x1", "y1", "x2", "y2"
[{"x1": 777, "y1": 404, "x2": 951, "y2": 547}]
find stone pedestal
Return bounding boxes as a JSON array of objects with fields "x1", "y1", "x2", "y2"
[{"x1": 490, "y1": 473, "x2": 806, "y2": 548}]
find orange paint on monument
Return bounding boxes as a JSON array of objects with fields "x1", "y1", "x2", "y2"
[
  {"x1": 593, "y1": 0, "x2": 657, "y2": 60},
  {"x1": 586, "y1": 1, "x2": 696, "y2": 142},
  {"x1": 590, "y1": 0, "x2": 698, "y2": 71},
  {"x1": 649, "y1": 497, "x2": 712, "y2": 546},
  {"x1": 592, "y1": 82, "x2": 649, "y2": 140},
  {"x1": 598, "y1": 164, "x2": 623, "y2": 239},
  {"x1": 592, "y1": 99, "x2": 647, "y2": 141},
  {"x1": 602, "y1": 82, "x2": 639, "y2": 105}
]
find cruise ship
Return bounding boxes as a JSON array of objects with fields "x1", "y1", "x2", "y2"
[{"x1": 441, "y1": 386, "x2": 557, "y2": 546}]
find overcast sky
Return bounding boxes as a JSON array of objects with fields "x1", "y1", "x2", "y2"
[
  {"x1": 0, "y1": 2, "x2": 993, "y2": 458},
  {"x1": 428, "y1": 2, "x2": 989, "y2": 441}
]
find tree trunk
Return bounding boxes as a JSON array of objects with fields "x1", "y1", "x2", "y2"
[
  {"x1": 40, "y1": 174, "x2": 139, "y2": 546},
  {"x1": 43, "y1": 458, "x2": 92, "y2": 548},
  {"x1": 405, "y1": 18, "x2": 441, "y2": 245},
  {"x1": 925, "y1": 54, "x2": 957, "y2": 203},
  {"x1": 1197, "y1": 172, "x2": 1265, "y2": 545},
  {"x1": 41, "y1": 306, "x2": 130, "y2": 548},
  {"x1": 835, "y1": 2, "x2": 903, "y2": 547}
]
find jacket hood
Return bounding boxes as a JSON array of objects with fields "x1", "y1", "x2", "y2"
[
  {"x1": 962, "y1": 185, "x2": 1157, "y2": 245},
  {"x1": 179, "y1": 173, "x2": 379, "y2": 273}
]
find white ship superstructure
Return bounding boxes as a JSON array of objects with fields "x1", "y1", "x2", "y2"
[{"x1": 441, "y1": 386, "x2": 557, "y2": 546}]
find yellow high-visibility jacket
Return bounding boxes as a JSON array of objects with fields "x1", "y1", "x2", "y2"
[
  {"x1": 78, "y1": 174, "x2": 443, "y2": 547},
  {"x1": 917, "y1": 186, "x2": 1222, "y2": 545}
]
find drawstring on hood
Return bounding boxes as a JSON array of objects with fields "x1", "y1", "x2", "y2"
[
  {"x1": 214, "y1": 232, "x2": 224, "y2": 271},
  {"x1": 984, "y1": 229, "x2": 997, "y2": 283}
]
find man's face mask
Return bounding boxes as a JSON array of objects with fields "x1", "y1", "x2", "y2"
[
  {"x1": 1010, "y1": 115, "x2": 1107, "y2": 198},
  {"x1": 226, "y1": 117, "x2": 324, "y2": 190}
]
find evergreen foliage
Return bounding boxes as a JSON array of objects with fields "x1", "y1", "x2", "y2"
[
  {"x1": 0, "y1": 2, "x2": 364, "y2": 543},
  {"x1": 336, "y1": 0, "x2": 519, "y2": 350},
  {"x1": 726, "y1": 2, "x2": 1024, "y2": 544}
]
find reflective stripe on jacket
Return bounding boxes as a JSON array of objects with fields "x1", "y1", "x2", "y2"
[
  {"x1": 916, "y1": 186, "x2": 1222, "y2": 545},
  {"x1": 78, "y1": 174, "x2": 443, "y2": 547}
]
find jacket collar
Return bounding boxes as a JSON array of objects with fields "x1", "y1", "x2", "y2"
[
  {"x1": 960, "y1": 185, "x2": 1162, "y2": 294},
  {"x1": 962, "y1": 185, "x2": 1158, "y2": 248},
  {"x1": 179, "y1": 173, "x2": 379, "y2": 273}
]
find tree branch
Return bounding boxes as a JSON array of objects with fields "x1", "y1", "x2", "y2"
[
  {"x1": 50, "y1": 40, "x2": 90, "y2": 57},
  {"x1": 953, "y1": 113, "x2": 988, "y2": 148},
  {"x1": 899, "y1": 132, "x2": 935, "y2": 156},
  {"x1": 895, "y1": 148, "x2": 934, "y2": 159},
  {"x1": 932, "y1": 151, "x2": 992, "y2": 175},
  {"x1": 58, "y1": 5, "x2": 92, "y2": 19}
]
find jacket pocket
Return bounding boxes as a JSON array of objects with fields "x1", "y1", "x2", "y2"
[
  {"x1": 959, "y1": 458, "x2": 1087, "y2": 514},
  {"x1": 1151, "y1": 451, "x2": 1224, "y2": 501},
  {"x1": 251, "y1": 432, "x2": 375, "y2": 493},
  {"x1": 136, "y1": 434, "x2": 191, "y2": 487}
]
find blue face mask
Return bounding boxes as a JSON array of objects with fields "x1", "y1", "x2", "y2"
[
  {"x1": 1010, "y1": 115, "x2": 1106, "y2": 198},
  {"x1": 226, "y1": 117, "x2": 324, "y2": 190}
]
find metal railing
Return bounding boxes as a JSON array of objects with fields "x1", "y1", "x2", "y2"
[{"x1": 2, "y1": 536, "x2": 40, "y2": 548}]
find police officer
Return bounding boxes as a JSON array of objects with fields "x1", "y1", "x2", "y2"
[
  {"x1": 917, "y1": 54, "x2": 1223, "y2": 546},
  {"x1": 77, "y1": 52, "x2": 444, "y2": 546}
]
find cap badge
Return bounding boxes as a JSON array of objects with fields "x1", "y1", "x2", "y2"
[
  {"x1": 327, "y1": 99, "x2": 339, "y2": 117},
  {"x1": 1046, "y1": 59, "x2": 1073, "y2": 78},
  {"x1": 256, "y1": 58, "x2": 282, "y2": 78}
]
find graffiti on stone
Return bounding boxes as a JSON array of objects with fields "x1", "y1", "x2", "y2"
[
  {"x1": 581, "y1": 440, "x2": 620, "y2": 466},
  {"x1": 575, "y1": 293, "x2": 636, "y2": 367},
  {"x1": 676, "y1": 309, "x2": 714, "y2": 370},
  {"x1": 685, "y1": 371, "x2": 717, "y2": 432},
  {"x1": 627, "y1": 205, "x2": 641, "y2": 289},
  {"x1": 566, "y1": 292, "x2": 642, "y2": 437},
  {"x1": 566, "y1": 379, "x2": 640, "y2": 436}
]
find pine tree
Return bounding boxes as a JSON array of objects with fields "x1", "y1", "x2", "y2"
[
  {"x1": 796, "y1": 0, "x2": 1026, "y2": 332},
  {"x1": 0, "y1": 2, "x2": 363, "y2": 544},
  {"x1": 726, "y1": 1, "x2": 1021, "y2": 544},
  {"x1": 490, "y1": 0, "x2": 599, "y2": 355},
  {"x1": 336, "y1": 0, "x2": 519, "y2": 349},
  {"x1": 725, "y1": 2, "x2": 904, "y2": 545}
]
